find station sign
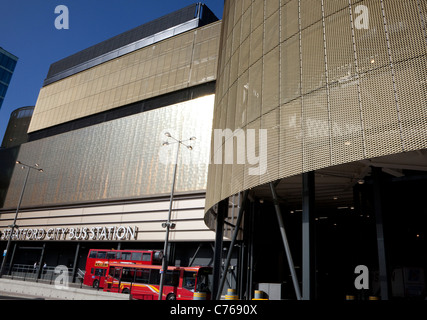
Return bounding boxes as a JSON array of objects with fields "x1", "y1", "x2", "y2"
[{"x1": 0, "y1": 225, "x2": 138, "y2": 242}]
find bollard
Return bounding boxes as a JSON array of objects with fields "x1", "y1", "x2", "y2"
[
  {"x1": 253, "y1": 290, "x2": 268, "y2": 300},
  {"x1": 193, "y1": 292, "x2": 207, "y2": 300},
  {"x1": 225, "y1": 288, "x2": 238, "y2": 300}
]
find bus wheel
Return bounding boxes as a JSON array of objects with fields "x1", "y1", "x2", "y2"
[
  {"x1": 122, "y1": 288, "x2": 130, "y2": 294},
  {"x1": 166, "y1": 293, "x2": 176, "y2": 300},
  {"x1": 92, "y1": 280, "x2": 99, "y2": 289}
]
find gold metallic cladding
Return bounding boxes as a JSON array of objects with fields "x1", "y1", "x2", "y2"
[
  {"x1": 29, "y1": 22, "x2": 221, "y2": 133},
  {"x1": 205, "y1": 0, "x2": 427, "y2": 213},
  {"x1": 4, "y1": 95, "x2": 215, "y2": 209}
]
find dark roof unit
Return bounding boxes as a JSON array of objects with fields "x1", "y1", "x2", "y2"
[{"x1": 44, "y1": 3, "x2": 218, "y2": 86}]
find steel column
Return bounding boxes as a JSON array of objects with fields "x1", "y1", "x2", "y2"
[
  {"x1": 246, "y1": 202, "x2": 255, "y2": 300},
  {"x1": 72, "y1": 242, "x2": 81, "y2": 283},
  {"x1": 212, "y1": 198, "x2": 227, "y2": 299},
  {"x1": 302, "y1": 171, "x2": 316, "y2": 300},
  {"x1": 270, "y1": 182, "x2": 302, "y2": 300},
  {"x1": 36, "y1": 243, "x2": 46, "y2": 281},
  {"x1": 372, "y1": 166, "x2": 391, "y2": 300},
  {"x1": 216, "y1": 190, "x2": 249, "y2": 300},
  {"x1": 189, "y1": 243, "x2": 203, "y2": 267}
]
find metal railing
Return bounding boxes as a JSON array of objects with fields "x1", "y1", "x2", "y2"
[{"x1": 2, "y1": 264, "x2": 85, "y2": 287}]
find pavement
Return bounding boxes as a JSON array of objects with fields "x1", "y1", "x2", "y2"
[
  {"x1": 0, "y1": 277, "x2": 129, "y2": 300},
  {"x1": 0, "y1": 292, "x2": 46, "y2": 300}
]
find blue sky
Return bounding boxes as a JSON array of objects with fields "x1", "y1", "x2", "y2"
[{"x1": 0, "y1": 0, "x2": 224, "y2": 143}]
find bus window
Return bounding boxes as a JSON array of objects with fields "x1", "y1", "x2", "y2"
[
  {"x1": 89, "y1": 251, "x2": 97, "y2": 258},
  {"x1": 97, "y1": 252, "x2": 107, "y2": 259},
  {"x1": 142, "y1": 253, "x2": 151, "y2": 261},
  {"x1": 183, "y1": 271, "x2": 196, "y2": 291},
  {"x1": 131, "y1": 252, "x2": 142, "y2": 261},
  {"x1": 121, "y1": 252, "x2": 131, "y2": 260},
  {"x1": 109, "y1": 267, "x2": 115, "y2": 277},
  {"x1": 107, "y1": 252, "x2": 116, "y2": 259},
  {"x1": 114, "y1": 268, "x2": 121, "y2": 280},
  {"x1": 95, "y1": 268, "x2": 105, "y2": 277},
  {"x1": 149, "y1": 269, "x2": 161, "y2": 285},
  {"x1": 196, "y1": 269, "x2": 211, "y2": 293},
  {"x1": 165, "y1": 270, "x2": 180, "y2": 286},
  {"x1": 135, "y1": 269, "x2": 150, "y2": 284},
  {"x1": 121, "y1": 268, "x2": 135, "y2": 282}
]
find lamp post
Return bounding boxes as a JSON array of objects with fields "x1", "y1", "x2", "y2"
[
  {"x1": 0, "y1": 161, "x2": 43, "y2": 277},
  {"x1": 158, "y1": 132, "x2": 196, "y2": 300}
]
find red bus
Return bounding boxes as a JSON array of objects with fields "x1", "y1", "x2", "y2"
[
  {"x1": 104, "y1": 262, "x2": 212, "y2": 300},
  {"x1": 83, "y1": 249, "x2": 163, "y2": 288}
]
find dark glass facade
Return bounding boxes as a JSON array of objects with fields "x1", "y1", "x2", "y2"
[
  {"x1": 0, "y1": 48, "x2": 18, "y2": 110},
  {"x1": 1, "y1": 106, "x2": 34, "y2": 148}
]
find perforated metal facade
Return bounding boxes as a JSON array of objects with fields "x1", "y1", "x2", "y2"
[
  {"x1": 205, "y1": 0, "x2": 427, "y2": 213},
  {"x1": 29, "y1": 21, "x2": 221, "y2": 133},
  {"x1": 43, "y1": 4, "x2": 219, "y2": 86},
  {"x1": 4, "y1": 95, "x2": 214, "y2": 209}
]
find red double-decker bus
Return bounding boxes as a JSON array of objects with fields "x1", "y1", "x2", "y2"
[
  {"x1": 83, "y1": 249, "x2": 163, "y2": 288},
  {"x1": 104, "y1": 262, "x2": 212, "y2": 300}
]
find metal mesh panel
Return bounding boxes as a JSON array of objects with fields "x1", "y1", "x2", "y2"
[
  {"x1": 247, "y1": 59, "x2": 263, "y2": 123},
  {"x1": 263, "y1": 47, "x2": 280, "y2": 114},
  {"x1": 302, "y1": 89, "x2": 331, "y2": 172},
  {"x1": 301, "y1": 22, "x2": 326, "y2": 95},
  {"x1": 4, "y1": 96, "x2": 215, "y2": 209},
  {"x1": 280, "y1": 34, "x2": 301, "y2": 104},
  {"x1": 383, "y1": 0, "x2": 426, "y2": 63},
  {"x1": 323, "y1": 0, "x2": 350, "y2": 17},
  {"x1": 29, "y1": 22, "x2": 221, "y2": 133},
  {"x1": 395, "y1": 55, "x2": 427, "y2": 152},
  {"x1": 325, "y1": 8, "x2": 366, "y2": 165},
  {"x1": 281, "y1": 0, "x2": 299, "y2": 42},
  {"x1": 300, "y1": 0, "x2": 323, "y2": 29},
  {"x1": 243, "y1": 119, "x2": 261, "y2": 190},
  {"x1": 205, "y1": 0, "x2": 427, "y2": 213},
  {"x1": 262, "y1": 109, "x2": 280, "y2": 183},
  {"x1": 360, "y1": 68, "x2": 403, "y2": 158},
  {"x1": 279, "y1": 99, "x2": 303, "y2": 179}
]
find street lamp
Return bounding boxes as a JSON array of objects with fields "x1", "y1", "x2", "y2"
[
  {"x1": 158, "y1": 133, "x2": 195, "y2": 300},
  {"x1": 0, "y1": 161, "x2": 43, "y2": 277}
]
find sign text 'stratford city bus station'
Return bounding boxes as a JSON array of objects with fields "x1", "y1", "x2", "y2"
[{"x1": 0, "y1": 226, "x2": 138, "y2": 242}]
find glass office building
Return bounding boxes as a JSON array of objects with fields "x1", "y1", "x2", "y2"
[{"x1": 0, "y1": 47, "x2": 18, "y2": 110}]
